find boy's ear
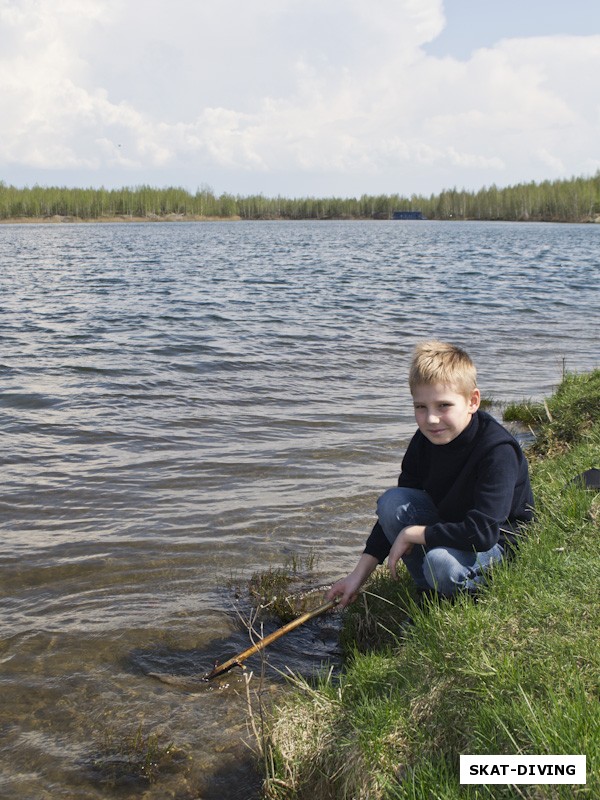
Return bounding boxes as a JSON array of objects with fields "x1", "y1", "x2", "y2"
[{"x1": 469, "y1": 388, "x2": 481, "y2": 412}]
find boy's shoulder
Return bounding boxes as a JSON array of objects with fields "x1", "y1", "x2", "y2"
[
  {"x1": 473, "y1": 411, "x2": 528, "y2": 468},
  {"x1": 477, "y1": 409, "x2": 512, "y2": 436},
  {"x1": 476, "y1": 410, "x2": 520, "y2": 446}
]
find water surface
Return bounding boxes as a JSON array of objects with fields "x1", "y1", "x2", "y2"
[{"x1": 1, "y1": 220, "x2": 599, "y2": 798}]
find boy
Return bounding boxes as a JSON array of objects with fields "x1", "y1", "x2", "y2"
[{"x1": 328, "y1": 340, "x2": 533, "y2": 608}]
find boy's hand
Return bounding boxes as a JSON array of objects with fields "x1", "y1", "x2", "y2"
[
  {"x1": 326, "y1": 553, "x2": 379, "y2": 608},
  {"x1": 388, "y1": 526, "x2": 426, "y2": 580},
  {"x1": 327, "y1": 574, "x2": 363, "y2": 608},
  {"x1": 388, "y1": 532, "x2": 412, "y2": 580}
]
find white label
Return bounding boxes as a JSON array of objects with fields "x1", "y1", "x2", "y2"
[{"x1": 460, "y1": 755, "x2": 586, "y2": 784}]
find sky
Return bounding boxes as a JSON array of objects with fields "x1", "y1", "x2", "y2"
[{"x1": 1, "y1": 0, "x2": 599, "y2": 198}]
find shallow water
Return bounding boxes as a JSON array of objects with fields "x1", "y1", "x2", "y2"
[{"x1": 0, "y1": 220, "x2": 599, "y2": 798}]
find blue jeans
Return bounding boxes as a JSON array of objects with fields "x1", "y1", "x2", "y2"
[{"x1": 376, "y1": 487, "x2": 504, "y2": 597}]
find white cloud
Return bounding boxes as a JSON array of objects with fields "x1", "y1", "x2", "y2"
[
  {"x1": 537, "y1": 148, "x2": 565, "y2": 173},
  {"x1": 0, "y1": 0, "x2": 599, "y2": 194}
]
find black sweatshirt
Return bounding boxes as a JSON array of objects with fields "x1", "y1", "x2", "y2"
[{"x1": 364, "y1": 411, "x2": 534, "y2": 563}]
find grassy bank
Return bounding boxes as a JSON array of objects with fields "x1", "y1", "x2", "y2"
[{"x1": 259, "y1": 370, "x2": 599, "y2": 799}]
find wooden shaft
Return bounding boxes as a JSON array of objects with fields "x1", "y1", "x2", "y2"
[{"x1": 206, "y1": 598, "x2": 338, "y2": 679}]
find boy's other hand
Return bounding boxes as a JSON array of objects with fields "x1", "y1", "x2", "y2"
[
  {"x1": 388, "y1": 533, "x2": 413, "y2": 580},
  {"x1": 389, "y1": 526, "x2": 426, "y2": 580}
]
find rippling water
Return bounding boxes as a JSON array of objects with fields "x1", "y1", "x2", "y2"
[{"x1": 1, "y1": 220, "x2": 599, "y2": 798}]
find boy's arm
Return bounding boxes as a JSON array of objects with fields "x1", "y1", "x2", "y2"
[{"x1": 363, "y1": 521, "x2": 391, "y2": 562}]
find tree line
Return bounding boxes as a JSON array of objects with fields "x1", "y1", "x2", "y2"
[{"x1": 1, "y1": 172, "x2": 599, "y2": 223}]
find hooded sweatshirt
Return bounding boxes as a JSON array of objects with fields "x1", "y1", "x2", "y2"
[{"x1": 364, "y1": 410, "x2": 534, "y2": 563}]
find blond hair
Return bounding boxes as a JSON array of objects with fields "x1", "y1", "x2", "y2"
[{"x1": 409, "y1": 340, "x2": 477, "y2": 398}]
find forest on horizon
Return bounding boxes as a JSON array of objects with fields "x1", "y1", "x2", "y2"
[{"x1": 1, "y1": 171, "x2": 599, "y2": 223}]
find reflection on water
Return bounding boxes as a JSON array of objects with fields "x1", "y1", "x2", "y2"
[{"x1": 0, "y1": 220, "x2": 599, "y2": 798}]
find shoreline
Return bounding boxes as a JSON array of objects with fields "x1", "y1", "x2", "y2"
[
  {"x1": 0, "y1": 214, "x2": 242, "y2": 224},
  {"x1": 1, "y1": 214, "x2": 599, "y2": 225},
  {"x1": 2, "y1": 172, "x2": 598, "y2": 225}
]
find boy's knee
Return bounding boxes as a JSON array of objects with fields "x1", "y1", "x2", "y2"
[
  {"x1": 422, "y1": 548, "x2": 464, "y2": 595},
  {"x1": 377, "y1": 487, "x2": 404, "y2": 513},
  {"x1": 376, "y1": 487, "x2": 409, "y2": 531},
  {"x1": 377, "y1": 486, "x2": 427, "y2": 519}
]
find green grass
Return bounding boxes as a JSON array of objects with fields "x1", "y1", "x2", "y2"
[
  {"x1": 505, "y1": 369, "x2": 600, "y2": 456},
  {"x1": 259, "y1": 371, "x2": 600, "y2": 799}
]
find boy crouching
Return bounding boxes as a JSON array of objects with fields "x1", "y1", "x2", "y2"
[{"x1": 328, "y1": 340, "x2": 534, "y2": 607}]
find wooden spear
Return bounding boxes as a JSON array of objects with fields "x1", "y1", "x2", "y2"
[{"x1": 206, "y1": 597, "x2": 338, "y2": 680}]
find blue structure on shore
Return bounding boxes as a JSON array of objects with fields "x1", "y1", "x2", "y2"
[{"x1": 392, "y1": 210, "x2": 427, "y2": 220}]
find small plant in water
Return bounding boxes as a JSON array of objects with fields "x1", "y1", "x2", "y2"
[
  {"x1": 89, "y1": 722, "x2": 187, "y2": 788},
  {"x1": 246, "y1": 549, "x2": 323, "y2": 622},
  {"x1": 248, "y1": 566, "x2": 295, "y2": 619}
]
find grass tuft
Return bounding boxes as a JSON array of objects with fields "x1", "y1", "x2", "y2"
[{"x1": 245, "y1": 550, "x2": 324, "y2": 622}]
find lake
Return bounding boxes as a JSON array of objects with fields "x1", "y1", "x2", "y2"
[{"x1": 0, "y1": 220, "x2": 599, "y2": 798}]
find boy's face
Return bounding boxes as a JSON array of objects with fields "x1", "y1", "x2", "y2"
[{"x1": 412, "y1": 383, "x2": 481, "y2": 445}]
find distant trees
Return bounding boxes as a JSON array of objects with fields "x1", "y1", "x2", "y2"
[
  {"x1": 1, "y1": 172, "x2": 599, "y2": 223},
  {"x1": 421, "y1": 174, "x2": 600, "y2": 222}
]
